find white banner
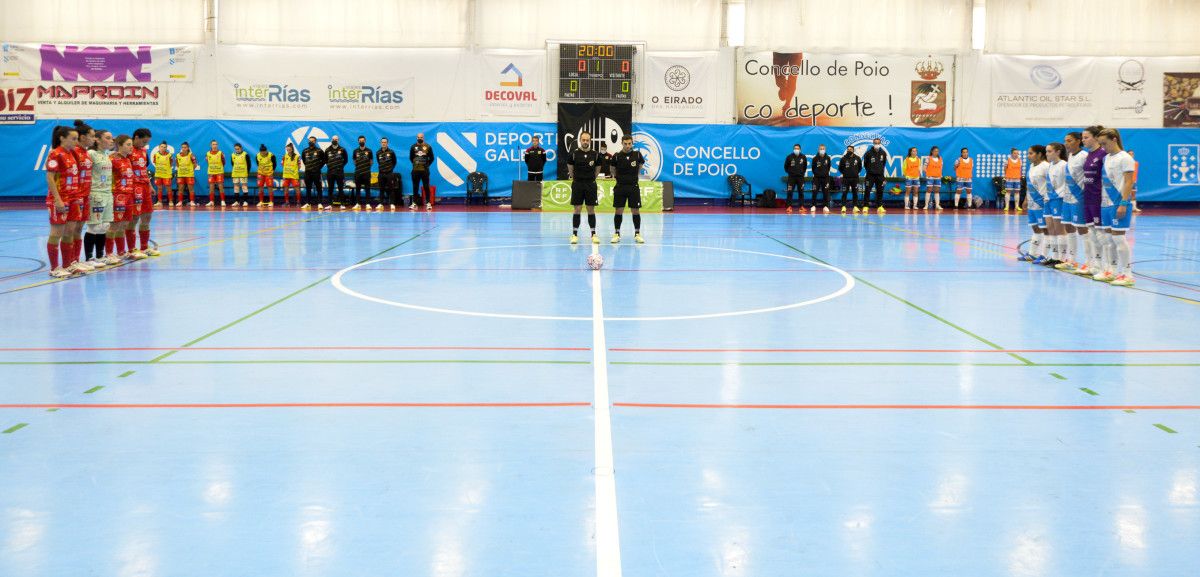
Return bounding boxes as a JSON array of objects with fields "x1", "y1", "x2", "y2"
[
  {"x1": 1111, "y1": 59, "x2": 1151, "y2": 121},
  {"x1": 0, "y1": 82, "x2": 166, "y2": 117},
  {"x1": 644, "y1": 53, "x2": 715, "y2": 119},
  {"x1": 0, "y1": 85, "x2": 36, "y2": 124},
  {"x1": 736, "y1": 51, "x2": 952, "y2": 127},
  {"x1": 990, "y1": 56, "x2": 1097, "y2": 126},
  {"x1": 1, "y1": 43, "x2": 195, "y2": 83},
  {"x1": 220, "y1": 77, "x2": 414, "y2": 120},
  {"x1": 479, "y1": 50, "x2": 544, "y2": 117}
]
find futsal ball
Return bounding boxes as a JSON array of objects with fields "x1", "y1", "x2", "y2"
[{"x1": 587, "y1": 253, "x2": 604, "y2": 270}]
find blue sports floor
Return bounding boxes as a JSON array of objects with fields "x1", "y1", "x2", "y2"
[{"x1": 1, "y1": 206, "x2": 1199, "y2": 577}]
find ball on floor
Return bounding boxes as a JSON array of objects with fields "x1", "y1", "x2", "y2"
[{"x1": 587, "y1": 253, "x2": 604, "y2": 270}]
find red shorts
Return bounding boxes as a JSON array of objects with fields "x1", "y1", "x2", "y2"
[
  {"x1": 112, "y1": 193, "x2": 132, "y2": 223},
  {"x1": 282, "y1": 178, "x2": 300, "y2": 188},
  {"x1": 208, "y1": 175, "x2": 224, "y2": 186},
  {"x1": 178, "y1": 177, "x2": 195, "y2": 186},
  {"x1": 137, "y1": 185, "x2": 153, "y2": 214},
  {"x1": 257, "y1": 174, "x2": 274, "y2": 188},
  {"x1": 155, "y1": 178, "x2": 172, "y2": 187},
  {"x1": 48, "y1": 197, "x2": 87, "y2": 225}
]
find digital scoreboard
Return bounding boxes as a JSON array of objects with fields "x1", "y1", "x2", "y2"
[{"x1": 558, "y1": 43, "x2": 635, "y2": 101}]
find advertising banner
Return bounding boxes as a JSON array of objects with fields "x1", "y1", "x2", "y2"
[
  {"x1": 557, "y1": 102, "x2": 633, "y2": 179},
  {"x1": 1163, "y1": 72, "x2": 1200, "y2": 128},
  {"x1": 737, "y1": 51, "x2": 952, "y2": 127},
  {"x1": 644, "y1": 53, "x2": 715, "y2": 119},
  {"x1": 479, "y1": 50, "x2": 544, "y2": 117},
  {"x1": 1, "y1": 43, "x2": 195, "y2": 82},
  {"x1": 0, "y1": 85, "x2": 36, "y2": 124},
  {"x1": 990, "y1": 56, "x2": 1097, "y2": 126},
  {"x1": 220, "y1": 76, "x2": 414, "y2": 120},
  {"x1": 0, "y1": 82, "x2": 167, "y2": 117},
  {"x1": 540, "y1": 180, "x2": 664, "y2": 212}
]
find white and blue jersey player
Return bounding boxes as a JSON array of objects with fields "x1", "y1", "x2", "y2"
[
  {"x1": 1096, "y1": 128, "x2": 1136, "y2": 285},
  {"x1": 1020, "y1": 145, "x2": 1050, "y2": 263}
]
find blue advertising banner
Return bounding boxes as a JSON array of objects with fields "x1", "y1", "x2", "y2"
[{"x1": 2, "y1": 119, "x2": 1197, "y2": 201}]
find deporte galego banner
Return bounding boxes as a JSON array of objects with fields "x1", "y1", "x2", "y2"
[
  {"x1": 1, "y1": 43, "x2": 196, "y2": 82},
  {"x1": 0, "y1": 119, "x2": 1196, "y2": 202}
]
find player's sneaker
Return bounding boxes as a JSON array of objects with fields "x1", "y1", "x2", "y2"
[
  {"x1": 409, "y1": 203, "x2": 418, "y2": 211},
  {"x1": 634, "y1": 233, "x2": 645, "y2": 244},
  {"x1": 1017, "y1": 206, "x2": 1024, "y2": 213},
  {"x1": 1054, "y1": 261, "x2": 1076, "y2": 271},
  {"x1": 144, "y1": 248, "x2": 161, "y2": 257},
  {"x1": 104, "y1": 254, "x2": 122, "y2": 266},
  {"x1": 1092, "y1": 270, "x2": 1116, "y2": 282},
  {"x1": 49, "y1": 267, "x2": 71, "y2": 278},
  {"x1": 222, "y1": 201, "x2": 228, "y2": 207},
  {"x1": 266, "y1": 202, "x2": 273, "y2": 207},
  {"x1": 840, "y1": 206, "x2": 847, "y2": 214},
  {"x1": 1017, "y1": 253, "x2": 1034, "y2": 262},
  {"x1": 877, "y1": 206, "x2": 886, "y2": 215},
  {"x1": 1071, "y1": 264, "x2": 1091, "y2": 276},
  {"x1": 89, "y1": 257, "x2": 108, "y2": 269},
  {"x1": 852, "y1": 206, "x2": 860, "y2": 213},
  {"x1": 936, "y1": 205, "x2": 944, "y2": 210},
  {"x1": 591, "y1": 233, "x2": 600, "y2": 244},
  {"x1": 153, "y1": 201, "x2": 162, "y2": 208},
  {"x1": 1110, "y1": 275, "x2": 1135, "y2": 287},
  {"x1": 611, "y1": 233, "x2": 620, "y2": 244},
  {"x1": 426, "y1": 203, "x2": 433, "y2": 211},
  {"x1": 301, "y1": 204, "x2": 310, "y2": 210},
  {"x1": 1002, "y1": 206, "x2": 1008, "y2": 212},
  {"x1": 390, "y1": 204, "x2": 397, "y2": 211},
  {"x1": 130, "y1": 250, "x2": 148, "y2": 260},
  {"x1": 786, "y1": 206, "x2": 793, "y2": 214},
  {"x1": 351, "y1": 204, "x2": 360, "y2": 211},
  {"x1": 1031, "y1": 256, "x2": 1047, "y2": 265},
  {"x1": 68, "y1": 261, "x2": 91, "y2": 274},
  {"x1": 822, "y1": 206, "x2": 830, "y2": 214},
  {"x1": 206, "y1": 201, "x2": 214, "y2": 207},
  {"x1": 569, "y1": 234, "x2": 579, "y2": 244},
  {"x1": 809, "y1": 206, "x2": 816, "y2": 213}
]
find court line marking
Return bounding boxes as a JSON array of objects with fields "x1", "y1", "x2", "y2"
[
  {"x1": 1154, "y1": 423, "x2": 1179, "y2": 433},
  {"x1": 2, "y1": 423, "x2": 28, "y2": 434},
  {"x1": 609, "y1": 361, "x2": 1200, "y2": 368},
  {"x1": 0, "y1": 346, "x2": 590, "y2": 352},
  {"x1": 614, "y1": 403, "x2": 1200, "y2": 411},
  {"x1": 149, "y1": 227, "x2": 436, "y2": 363},
  {"x1": 757, "y1": 231, "x2": 1035, "y2": 366},
  {"x1": 331, "y1": 243, "x2": 855, "y2": 322},
  {"x1": 607, "y1": 348, "x2": 1200, "y2": 354},
  {"x1": 4, "y1": 360, "x2": 1199, "y2": 367},
  {"x1": 591, "y1": 241, "x2": 623, "y2": 577},
  {"x1": 0, "y1": 402, "x2": 590, "y2": 409}
]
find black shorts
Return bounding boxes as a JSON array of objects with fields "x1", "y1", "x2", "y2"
[
  {"x1": 571, "y1": 180, "x2": 598, "y2": 206},
  {"x1": 612, "y1": 183, "x2": 641, "y2": 209}
]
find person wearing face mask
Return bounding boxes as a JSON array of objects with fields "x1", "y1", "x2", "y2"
[
  {"x1": 863, "y1": 138, "x2": 888, "y2": 214},
  {"x1": 410, "y1": 133, "x2": 435, "y2": 211},
  {"x1": 325, "y1": 136, "x2": 348, "y2": 210},
  {"x1": 810, "y1": 145, "x2": 832, "y2": 213},
  {"x1": 837, "y1": 146, "x2": 863, "y2": 213},
  {"x1": 566, "y1": 131, "x2": 602, "y2": 244},
  {"x1": 301, "y1": 136, "x2": 326, "y2": 210},
  {"x1": 783, "y1": 144, "x2": 807, "y2": 213},
  {"x1": 352, "y1": 135, "x2": 373, "y2": 211}
]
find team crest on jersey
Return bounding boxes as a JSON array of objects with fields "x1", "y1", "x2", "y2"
[{"x1": 47, "y1": 159, "x2": 58, "y2": 169}]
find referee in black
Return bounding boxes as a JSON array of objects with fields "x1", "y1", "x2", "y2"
[
  {"x1": 609, "y1": 135, "x2": 645, "y2": 244},
  {"x1": 523, "y1": 135, "x2": 548, "y2": 181},
  {"x1": 376, "y1": 137, "x2": 398, "y2": 211},
  {"x1": 863, "y1": 137, "x2": 888, "y2": 214},
  {"x1": 301, "y1": 135, "x2": 325, "y2": 210},
  {"x1": 566, "y1": 131, "x2": 601, "y2": 244},
  {"x1": 351, "y1": 135, "x2": 373, "y2": 210}
]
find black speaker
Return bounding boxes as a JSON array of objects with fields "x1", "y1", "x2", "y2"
[{"x1": 511, "y1": 180, "x2": 542, "y2": 210}]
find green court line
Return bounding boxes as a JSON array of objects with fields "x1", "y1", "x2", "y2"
[
  {"x1": 1124, "y1": 409, "x2": 1136, "y2": 414},
  {"x1": 83, "y1": 386, "x2": 104, "y2": 394},
  {"x1": 1079, "y1": 387, "x2": 1099, "y2": 396},
  {"x1": 757, "y1": 231, "x2": 1035, "y2": 366},
  {"x1": 1154, "y1": 423, "x2": 1178, "y2": 434},
  {"x1": 1050, "y1": 373, "x2": 1067, "y2": 380},
  {"x1": 2, "y1": 423, "x2": 28, "y2": 434},
  {"x1": 149, "y1": 227, "x2": 435, "y2": 364},
  {"x1": 118, "y1": 370, "x2": 135, "y2": 378},
  {"x1": 45, "y1": 408, "x2": 59, "y2": 412}
]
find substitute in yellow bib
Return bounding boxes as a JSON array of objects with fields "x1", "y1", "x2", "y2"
[
  {"x1": 151, "y1": 141, "x2": 174, "y2": 207},
  {"x1": 280, "y1": 142, "x2": 301, "y2": 207},
  {"x1": 230, "y1": 143, "x2": 251, "y2": 208},
  {"x1": 256, "y1": 144, "x2": 276, "y2": 207},
  {"x1": 176, "y1": 141, "x2": 198, "y2": 206},
  {"x1": 205, "y1": 140, "x2": 226, "y2": 207}
]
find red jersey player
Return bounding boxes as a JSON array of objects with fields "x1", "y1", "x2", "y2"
[
  {"x1": 109, "y1": 135, "x2": 140, "y2": 261},
  {"x1": 45, "y1": 125, "x2": 81, "y2": 277},
  {"x1": 129, "y1": 128, "x2": 158, "y2": 257},
  {"x1": 68, "y1": 120, "x2": 97, "y2": 273}
]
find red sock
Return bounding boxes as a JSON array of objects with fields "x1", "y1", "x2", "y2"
[
  {"x1": 47, "y1": 242, "x2": 59, "y2": 269},
  {"x1": 105, "y1": 237, "x2": 115, "y2": 255},
  {"x1": 59, "y1": 240, "x2": 73, "y2": 266},
  {"x1": 139, "y1": 229, "x2": 150, "y2": 250},
  {"x1": 124, "y1": 229, "x2": 135, "y2": 251},
  {"x1": 115, "y1": 235, "x2": 126, "y2": 254},
  {"x1": 73, "y1": 239, "x2": 82, "y2": 262}
]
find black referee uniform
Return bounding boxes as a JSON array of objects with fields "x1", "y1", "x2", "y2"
[
  {"x1": 567, "y1": 146, "x2": 601, "y2": 239},
  {"x1": 610, "y1": 147, "x2": 645, "y2": 237},
  {"x1": 352, "y1": 142, "x2": 373, "y2": 207}
]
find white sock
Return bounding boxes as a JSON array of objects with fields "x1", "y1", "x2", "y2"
[
  {"x1": 954, "y1": 193, "x2": 960, "y2": 206},
  {"x1": 1031, "y1": 232, "x2": 1042, "y2": 257},
  {"x1": 1114, "y1": 235, "x2": 1131, "y2": 276},
  {"x1": 1068, "y1": 234, "x2": 1078, "y2": 263},
  {"x1": 1107, "y1": 233, "x2": 1120, "y2": 273}
]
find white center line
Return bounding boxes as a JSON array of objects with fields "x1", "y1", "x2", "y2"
[{"x1": 591, "y1": 242, "x2": 622, "y2": 577}]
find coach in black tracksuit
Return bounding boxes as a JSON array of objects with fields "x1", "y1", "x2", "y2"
[
  {"x1": 863, "y1": 139, "x2": 888, "y2": 210},
  {"x1": 410, "y1": 133, "x2": 435, "y2": 209},
  {"x1": 838, "y1": 146, "x2": 863, "y2": 209},
  {"x1": 301, "y1": 136, "x2": 326, "y2": 207},
  {"x1": 352, "y1": 136, "x2": 373, "y2": 207},
  {"x1": 524, "y1": 135, "x2": 548, "y2": 181},
  {"x1": 376, "y1": 138, "x2": 398, "y2": 208},
  {"x1": 325, "y1": 137, "x2": 348, "y2": 206},
  {"x1": 811, "y1": 145, "x2": 832, "y2": 210},
  {"x1": 783, "y1": 145, "x2": 807, "y2": 209}
]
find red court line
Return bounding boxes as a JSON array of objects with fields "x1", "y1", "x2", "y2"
[
  {"x1": 0, "y1": 402, "x2": 591, "y2": 409},
  {"x1": 615, "y1": 402, "x2": 1200, "y2": 410},
  {"x1": 608, "y1": 347, "x2": 1200, "y2": 354},
  {"x1": 0, "y1": 345, "x2": 590, "y2": 352}
]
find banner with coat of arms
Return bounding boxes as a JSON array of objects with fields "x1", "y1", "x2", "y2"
[{"x1": 735, "y1": 52, "x2": 953, "y2": 127}]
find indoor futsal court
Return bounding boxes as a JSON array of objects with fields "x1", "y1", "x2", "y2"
[{"x1": 3, "y1": 0, "x2": 1200, "y2": 576}]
